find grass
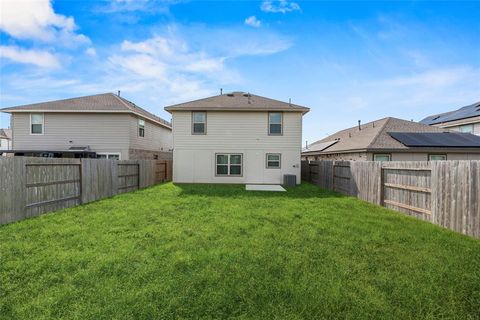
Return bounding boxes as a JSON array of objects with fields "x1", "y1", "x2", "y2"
[{"x1": 1, "y1": 183, "x2": 479, "y2": 319}]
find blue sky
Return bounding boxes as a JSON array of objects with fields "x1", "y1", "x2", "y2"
[{"x1": 1, "y1": 0, "x2": 479, "y2": 143}]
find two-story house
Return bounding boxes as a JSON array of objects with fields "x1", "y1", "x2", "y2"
[
  {"x1": 165, "y1": 91, "x2": 309, "y2": 184},
  {"x1": 0, "y1": 93, "x2": 172, "y2": 160},
  {"x1": 420, "y1": 101, "x2": 480, "y2": 135}
]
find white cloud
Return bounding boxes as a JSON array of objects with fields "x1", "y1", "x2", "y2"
[
  {"x1": 245, "y1": 16, "x2": 261, "y2": 28},
  {"x1": 261, "y1": 0, "x2": 300, "y2": 13},
  {"x1": 0, "y1": 45, "x2": 60, "y2": 68},
  {"x1": 97, "y1": 0, "x2": 180, "y2": 13},
  {"x1": 0, "y1": 0, "x2": 89, "y2": 46},
  {"x1": 85, "y1": 47, "x2": 97, "y2": 56}
]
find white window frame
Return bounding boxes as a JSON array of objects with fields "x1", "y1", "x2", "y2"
[
  {"x1": 30, "y1": 113, "x2": 44, "y2": 135},
  {"x1": 215, "y1": 153, "x2": 243, "y2": 176},
  {"x1": 192, "y1": 111, "x2": 207, "y2": 135},
  {"x1": 268, "y1": 112, "x2": 283, "y2": 136},
  {"x1": 373, "y1": 154, "x2": 391, "y2": 161},
  {"x1": 138, "y1": 119, "x2": 145, "y2": 137},
  {"x1": 96, "y1": 152, "x2": 121, "y2": 160},
  {"x1": 266, "y1": 153, "x2": 281, "y2": 169},
  {"x1": 429, "y1": 154, "x2": 447, "y2": 161}
]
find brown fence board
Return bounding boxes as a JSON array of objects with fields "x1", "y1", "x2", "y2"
[
  {"x1": 0, "y1": 157, "x2": 172, "y2": 225},
  {"x1": 302, "y1": 160, "x2": 480, "y2": 238}
]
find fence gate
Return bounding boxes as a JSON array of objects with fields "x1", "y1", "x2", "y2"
[
  {"x1": 25, "y1": 161, "x2": 82, "y2": 217},
  {"x1": 381, "y1": 165, "x2": 432, "y2": 220},
  {"x1": 155, "y1": 161, "x2": 167, "y2": 183},
  {"x1": 332, "y1": 162, "x2": 351, "y2": 195},
  {"x1": 117, "y1": 163, "x2": 140, "y2": 193}
]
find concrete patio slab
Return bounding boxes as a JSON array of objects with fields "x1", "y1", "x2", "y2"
[{"x1": 245, "y1": 184, "x2": 286, "y2": 192}]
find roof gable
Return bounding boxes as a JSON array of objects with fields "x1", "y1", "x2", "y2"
[
  {"x1": 0, "y1": 93, "x2": 171, "y2": 129},
  {"x1": 164, "y1": 91, "x2": 309, "y2": 113},
  {"x1": 303, "y1": 117, "x2": 450, "y2": 154}
]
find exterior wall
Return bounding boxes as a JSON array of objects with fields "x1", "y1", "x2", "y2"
[
  {"x1": 12, "y1": 113, "x2": 131, "y2": 160},
  {"x1": 302, "y1": 152, "x2": 368, "y2": 161},
  {"x1": 303, "y1": 151, "x2": 480, "y2": 161},
  {"x1": 372, "y1": 152, "x2": 480, "y2": 161},
  {"x1": 432, "y1": 116, "x2": 480, "y2": 135},
  {"x1": 128, "y1": 115, "x2": 173, "y2": 152},
  {"x1": 171, "y1": 111, "x2": 303, "y2": 184},
  {"x1": 0, "y1": 138, "x2": 12, "y2": 150},
  {"x1": 128, "y1": 149, "x2": 173, "y2": 160}
]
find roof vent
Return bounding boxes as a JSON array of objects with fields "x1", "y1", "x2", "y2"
[
  {"x1": 242, "y1": 93, "x2": 251, "y2": 97},
  {"x1": 432, "y1": 116, "x2": 441, "y2": 121},
  {"x1": 226, "y1": 93, "x2": 234, "y2": 97}
]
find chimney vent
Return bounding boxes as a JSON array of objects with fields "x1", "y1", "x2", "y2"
[
  {"x1": 220, "y1": 88, "x2": 223, "y2": 95},
  {"x1": 117, "y1": 90, "x2": 121, "y2": 97},
  {"x1": 358, "y1": 120, "x2": 361, "y2": 130}
]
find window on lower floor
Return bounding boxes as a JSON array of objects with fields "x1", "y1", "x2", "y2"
[
  {"x1": 266, "y1": 153, "x2": 281, "y2": 168},
  {"x1": 429, "y1": 154, "x2": 447, "y2": 161},
  {"x1": 97, "y1": 153, "x2": 121, "y2": 160},
  {"x1": 216, "y1": 154, "x2": 242, "y2": 176},
  {"x1": 373, "y1": 154, "x2": 391, "y2": 161}
]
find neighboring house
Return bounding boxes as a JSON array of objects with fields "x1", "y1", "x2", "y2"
[
  {"x1": 0, "y1": 93, "x2": 172, "y2": 160},
  {"x1": 420, "y1": 101, "x2": 480, "y2": 135},
  {"x1": 0, "y1": 128, "x2": 12, "y2": 155},
  {"x1": 165, "y1": 91, "x2": 309, "y2": 184},
  {"x1": 302, "y1": 117, "x2": 480, "y2": 161}
]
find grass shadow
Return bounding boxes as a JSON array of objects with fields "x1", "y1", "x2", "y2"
[{"x1": 174, "y1": 182, "x2": 347, "y2": 200}]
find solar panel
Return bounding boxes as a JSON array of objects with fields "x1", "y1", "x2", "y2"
[{"x1": 388, "y1": 132, "x2": 480, "y2": 148}]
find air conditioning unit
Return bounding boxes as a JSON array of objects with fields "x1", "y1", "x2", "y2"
[{"x1": 283, "y1": 174, "x2": 296, "y2": 187}]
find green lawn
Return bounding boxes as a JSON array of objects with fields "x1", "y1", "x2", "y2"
[{"x1": 1, "y1": 183, "x2": 479, "y2": 319}]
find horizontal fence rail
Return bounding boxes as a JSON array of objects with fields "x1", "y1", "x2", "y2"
[
  {"x1": 0, "y1": 157, "x2": 173, "y2": 225},
  {"x1": 301, "y1": 160, "x2": 480, "y2": 238}
]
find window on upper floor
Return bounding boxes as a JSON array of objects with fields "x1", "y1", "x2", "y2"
[
  {"x1": 459, "y1": 124, "x2": 474, "y2": 134},
  {"x1": 268, "y1": 112, "x2": 283, "y2": 135},
  {"x1": 30, "y1": 113, "x2": 44, "y2": 135},
  {"x1": 192, "y1": 112, "x2": 206, "y2": 135},
  {"x1": 138, "y1": 119, "x2": 145, "y2": 137}
]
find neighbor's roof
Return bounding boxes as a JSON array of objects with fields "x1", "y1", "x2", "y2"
[
  {"x1": 0, "y1": 93, "x2": 171, "y2": 129},
  {"x1": 303, "y1": 117, "x2": 455, "y2": 155},
  {"x1": 164, "y1": 91, "x2": 310, "y2": 113},
  {"x1": 420, "y1": 101, "x2": 480, "y2": 125},
  {"x1": 0, "y1": 129, "x2": 12, "y2": 139}
]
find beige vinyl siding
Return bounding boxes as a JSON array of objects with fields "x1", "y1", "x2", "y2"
[
  {"x1": 172, "y1": 111, "x2": 301, "y2": 150},
  {"x1": 128, "y1": 115, "x2": 172, "y2": 152},
  {"x1": 12, "y1": 113, "x2": 130, "y2": 159},
  {"x1": 171, "y1": 111, "x2": 303, "y2": 184},
  {"x1": 431, "y1": 116, "x2": 480, "y2": 136}
]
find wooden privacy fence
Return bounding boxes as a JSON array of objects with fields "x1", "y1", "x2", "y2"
[
  {"x1": 0, "y1": 157, "x2": 173, "y2": 225},
  {"x1": 302, "y1": 160, "x2": 480, "y2": 238}
]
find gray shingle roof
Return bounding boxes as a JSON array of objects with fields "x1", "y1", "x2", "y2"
[
  {"x1": 0, "y1": 93, "x2": 171, "y2": 128},
  {"x1": 164, "y1": 91, "x2": 309, "y2": 113},
  {"x1": 420, "y1": 101, "x2": 480, "y2": 125},
  {"x1": 303, "y1": 117, "x2": 452, "y2": 155}
]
